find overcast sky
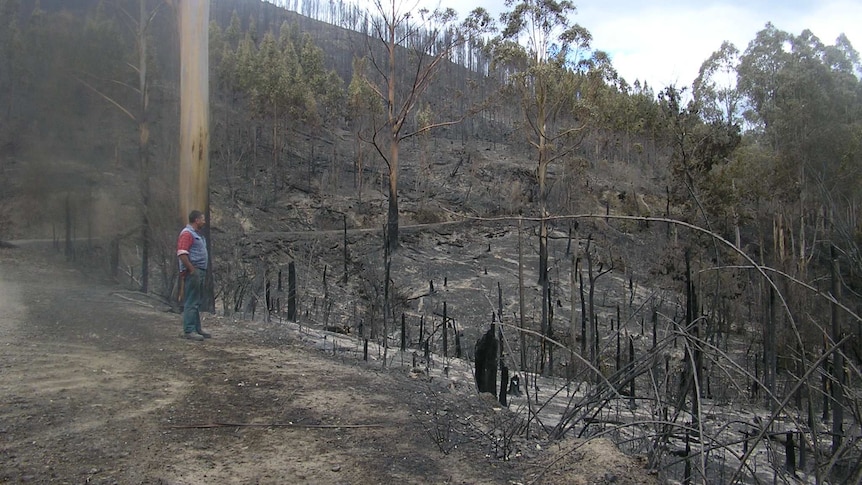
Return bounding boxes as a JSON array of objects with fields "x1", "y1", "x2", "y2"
[{"x1": 428, "y1": 0, "x2": 861, "y2": 91}]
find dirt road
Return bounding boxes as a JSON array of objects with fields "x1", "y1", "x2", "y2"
[{"x1": 0, "y1": 247, "x2": 529, "y2": 484}]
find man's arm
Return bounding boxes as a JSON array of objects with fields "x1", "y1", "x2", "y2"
[
  {"x1": 178, "y1": 253, "x2": 195, "y2": 274},
  {"x1": 177, "y1": 230, "x2": 195, "y2": 273}
]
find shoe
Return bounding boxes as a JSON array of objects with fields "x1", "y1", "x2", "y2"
[
  {"x1": 198, "y1": 330, "x2": 212, "y2": 339},
  {"x1": 184, "y1": 332, "x2": 205, "y2": 341}
]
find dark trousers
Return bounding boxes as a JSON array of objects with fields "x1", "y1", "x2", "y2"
[{"x1": 182, "y1": 269, "x2": 206, "y2": 334}]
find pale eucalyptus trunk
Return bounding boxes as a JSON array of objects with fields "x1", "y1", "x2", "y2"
[
  {"x1": 176, "y1": 0, "x2": 211, "y2": 310},
  {"x1": 178, "y1": 0, "x2": 210, "y2": 220}
]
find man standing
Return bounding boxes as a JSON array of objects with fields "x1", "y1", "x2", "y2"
[{"x1": 177, "y1": 210, "x2": 211, "y2": 341}]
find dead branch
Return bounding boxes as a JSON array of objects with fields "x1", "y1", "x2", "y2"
[{"x1": 167, "y1": 421, "x2": 383, "y2": 429}]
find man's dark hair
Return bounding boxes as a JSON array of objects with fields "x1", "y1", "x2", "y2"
[{"x1": 188, "y1": 210, "x2": 204, "y2": 223}]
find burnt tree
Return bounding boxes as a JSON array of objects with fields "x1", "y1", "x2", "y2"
[{"x1": 475, "y1": 326, "x2": 498, "y2": 395}]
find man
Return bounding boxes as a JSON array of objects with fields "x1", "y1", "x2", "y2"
[{"x1": 177, "y1": 210, "x2": 211, "y2": 341}]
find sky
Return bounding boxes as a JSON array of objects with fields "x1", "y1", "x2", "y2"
[{"x1": 428, "y1": 0, "x2": 862, "y2": 91}]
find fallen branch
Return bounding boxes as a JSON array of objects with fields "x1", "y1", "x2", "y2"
[
  {"x1": 167, "y1": 421, "x2": 383, "y2": 429},
  {"x1": 111, "y1": 291, "x2": 161, "y2": 309}
]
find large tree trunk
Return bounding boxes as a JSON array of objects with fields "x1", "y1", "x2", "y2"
[
  {"x1": 178, "y1": 0, "x2": 210, "y2": 221},
  {"x1": 177, "y1": 0, "x2": 211, "y2": 311},
  {"x1": 387, "y1": 139, "x2": 399, "y2": 252},
  {"x1": 384, "y1": 10, "x2": 399, "y2": 253}
]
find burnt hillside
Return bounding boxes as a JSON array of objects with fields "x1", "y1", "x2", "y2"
[{"x1": 2, "y1": 1, "x2": 861, "y2": 483}]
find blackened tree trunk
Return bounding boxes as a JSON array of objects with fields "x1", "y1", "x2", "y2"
[
  {"x1": 684, "y1": 250, "x2": 701, "y2": 429},
  {"x1": 763, "y1": 285, "x2": 777, "y2": 405},
  {"x1": 586, "y1": 236, "x2": 596, "y2": 370},
  {"x1": 382, "y1": 225, "x2": 391, "y2": 364},
  {"x1": 539, "y1": 217, "x2": 549, "y2": 374},
  {"x1": 499, "y1": 365, "x2": 509, "y2": 406},
  {"x1": 400, "y1": 313, "x2": 406, "y2": 351},
  {"x1": 288, "y1": 261, "x2": 297, "y2": 321},
  {"x1": 65, "y1": 195, "x2": 73, "y2": 261},
  {"x1": 518, "y1": 218, "x2": 527, "y2": 371},
  {"x1": 580, "y1": 262, "x2": 587, "y2": 356},
  {"x1": 475, "y1": 326, "x2": 498, "y2": 395},
  {"x1": 543, "y1": 281, "x2": 553, "y2": 375},
  {"x1": 443, "y1": 301, "x2": 448, "y2": 357},
  {"x1": 453, "y1": 318, "x2": 462, "y2": 359},
  {"x1": 830, "y1": 245, "x2": 844, "y2": 455},
  {"x1": 785, "y1": 432, "x2": 796, "y2": 474},
  {"x1": 342, "y1": 214, "x2": 348, "y2": 283},
  {"x1": 628, "y1": 335, "x2": 635, "y2": 408}
]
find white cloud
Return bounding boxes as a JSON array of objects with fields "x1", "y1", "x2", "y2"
[
  {"x1": 578, "y1": 1, "x2": 861, "y2": 90},
  {"x1": 579, "y1": 4, "x2": 754, "y2": 89},
  {"x1": 398, "y1": 0, "x2": 861, "y2": 90}
]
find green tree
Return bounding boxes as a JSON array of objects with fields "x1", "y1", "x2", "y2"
[
  {"x1": 734, "y1": 25, "x2": 861, "y2": 433},
  {"x1": 659, "y1": 85, "x2": 740, "y2": 227},
  {"x1": 737, "y1": 23, "x2": 790, "y2": 147},
  {"x1": 225, "y1": 9, "x2": 241, "y2": 46},
  {"x1": 256, "y1": 30, "x2": 295, "y2": 171},
  {"x1": 694, "y1": 41, "x2": 742, "y2": 127},
  {"x1": 298, "y1": 31, "x2": 344, "y2": 128},
  {"x1": 347, "y1": 56, "x2": 382, "y2": 201},
  {"x1": 490, "y1": 0, "x2": 594, "y2": 373},
  {"x1": 214, "y1": 19, "x2": 345, "y2": 198},
  {"x1": 738, "y1": 25, "x2": 862, "y2": 261}
]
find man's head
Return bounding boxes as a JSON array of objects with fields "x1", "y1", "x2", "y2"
[{"x1": 188, "y1": 210, "x2": 206, "y2": 229}]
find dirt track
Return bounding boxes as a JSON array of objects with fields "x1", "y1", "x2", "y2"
[
  {"x1": 0, "y1": 246, "x2": 534, "y2": 484},
  {"x1": 1, "y1": 245, "x2": 661, "y2": 485}
]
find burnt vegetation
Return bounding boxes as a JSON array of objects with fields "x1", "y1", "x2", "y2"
[{"x1": 1, "y1": 0, "x2": 861, "y2": 483}]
